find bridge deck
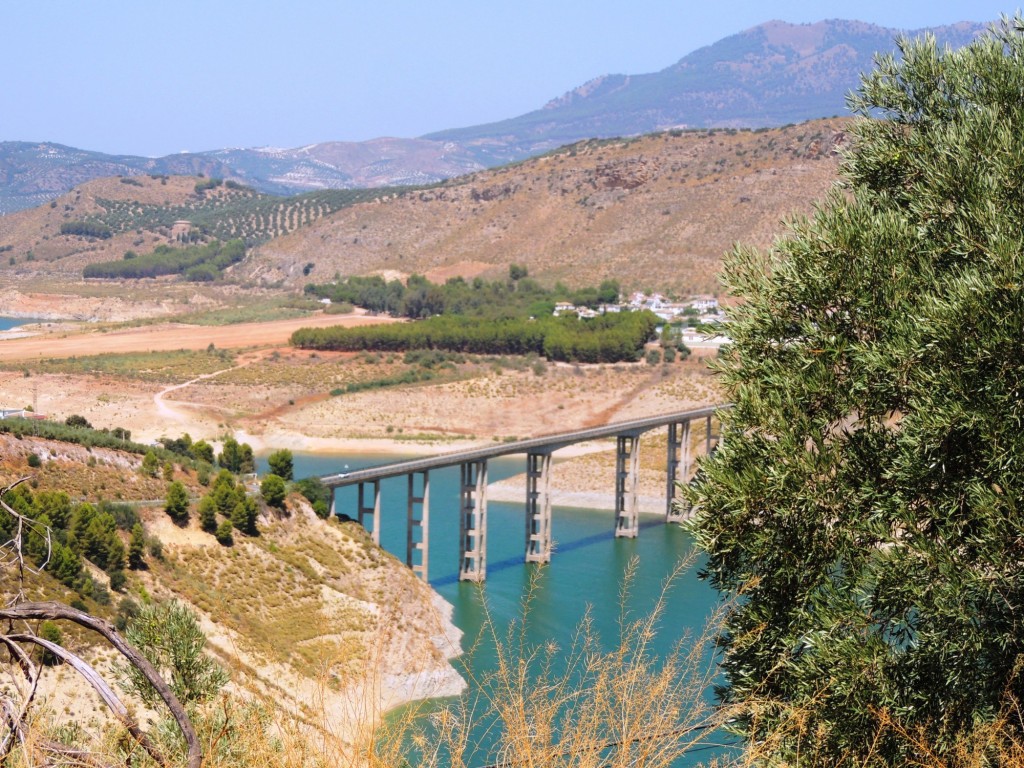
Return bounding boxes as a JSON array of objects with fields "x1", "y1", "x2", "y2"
[{"x1": 321, "y1": 405, "x2": 722, "y2": 488}]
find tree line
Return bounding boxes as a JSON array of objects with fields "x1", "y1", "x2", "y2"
[
  {"x1": 59, "y1": 220, "x2": 113, "y2": 239},
  {"x1": 82, "y1": 239, "x2": 245, "y2": 280},
  {"x1": 291, "y1": 311, "x2": 659, "y2": 363},
  {"x1": 304, "y1": 270, "x2": 621, "y2": 320},
  {"x1": 1, "y1": 487, "x2": 146, "y2": 603}
]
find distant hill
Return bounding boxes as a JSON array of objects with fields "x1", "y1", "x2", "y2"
[
  {"x1": 0, "y1": 121, "x2": 846, "y2": 299},
  {"x1": 247, "y1": 119, "x2": 848, "y2": 295},
  {"x1": 0, "y1": 142, "x2": 235, "y2": 215},
  {"x1": 0, "y1": 139, "x2": 482, "y2": 215},
  {"x1": 0, "y1": 18, "x2": 985, "y2": 215},
  {"x1": 424, "y1": 19, "x2": 984, "y2": 163}
]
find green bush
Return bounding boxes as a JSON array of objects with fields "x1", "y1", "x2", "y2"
[
  {"x1": 164, "y1": 481, "x2": 189, "y2": 525},
  {"x1": 267, "y1": 449, "x2": 294, "y2": 481},
  {"x1": 215, "y1": 520, "x2": 234, "y2": 546}
]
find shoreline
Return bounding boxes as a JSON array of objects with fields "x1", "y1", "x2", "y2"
[
  {"x1": 487, "y1": 480, "x2": 670, "y2": 515},
  {"x1": 239, "y1": 430, "x2": 618, "y2": 461}
]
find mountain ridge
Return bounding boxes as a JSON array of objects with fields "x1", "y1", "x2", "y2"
[{"x1": 0, "y1": 18, "x2": 987, "y2": 214}]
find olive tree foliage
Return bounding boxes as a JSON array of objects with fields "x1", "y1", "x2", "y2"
[
  {"x1": 687, "y1": 20, "x2": 1024, "y2": 763},
  {"x1": 116, "y1": 599, "x2": 228, "y2": 709}
]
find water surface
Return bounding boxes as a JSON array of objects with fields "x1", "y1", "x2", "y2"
[{"x1": 269, "y1": 451, "x2": 730, "y2": 765}]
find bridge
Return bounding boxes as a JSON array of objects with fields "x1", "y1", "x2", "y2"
[{"x1": 322, "y1": 404, "x2": 726, "y2": 582}]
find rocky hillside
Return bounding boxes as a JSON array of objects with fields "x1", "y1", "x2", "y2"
[
  {"x1": 247, "y1": 119, "x2": 848, "y2": 295},
  {"x1": 0, "y1": 19, "x2": 984, "y2": 213}
]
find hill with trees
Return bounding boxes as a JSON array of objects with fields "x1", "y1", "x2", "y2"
[{"x1": 249, "y1": 119, "x2": 847, "y2": 295}]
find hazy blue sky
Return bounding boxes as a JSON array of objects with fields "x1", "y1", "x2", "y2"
[{"x1": 0, "y1": 1, "x2": 1012, "y2": 156}]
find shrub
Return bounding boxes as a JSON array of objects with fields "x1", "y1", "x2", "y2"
[
  {"x1": 141, "y1": 451, "x2": 159, "y2": 477},
  {"x1": 26, "y1": 452, "x2": 40, "y2": 468},
  {"x1": 215, "y1": 520, "x2": 234, "y2": 546},
  {"x1": 39, "y1": 621, "x2": 63, "y2": 665},
  {"x1": 116, "y1": 600, "x2": 228, "y2": 707},
  {"x1": 261, "y1": 474, "x2": 286, "y2": 509},
  {"x1": 267, "y1": 449, "x2": 294, "y2": 481}
]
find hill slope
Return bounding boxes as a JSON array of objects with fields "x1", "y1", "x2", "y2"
[{"x1": 247, "y1": 120, "x2": 847, "y2": 294}]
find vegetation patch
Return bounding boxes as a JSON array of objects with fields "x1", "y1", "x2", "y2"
[
  {"x1": 91, "y1": 185, "x2": 421, "y2": 245},
  {"x1": 293, "y1": 311, "x2": 659, "y2": 363},
  {"x1": 83, "y1": 239, "x2": 246, "y2": 281},
  {"x1": 5, "y1": 348, "x2": 235, "y2": 383}
]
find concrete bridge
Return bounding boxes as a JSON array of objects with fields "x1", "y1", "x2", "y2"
[{"x1": 322, "y1": 404, "x2": 726, "y2": 582}]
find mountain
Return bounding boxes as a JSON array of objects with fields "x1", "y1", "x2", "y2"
[
  {"x1": 0, "y1": 139, "x2": 483, "y2": 215},
  {"x1": 423, "y1": 19, "x2": 984, "y2": 163},
  {"x1": 0, "y1": 142, "x2": 236, "y2": 215},
  {"x1": 0, "y1": 19, "x2": 986, "y2": 215}
]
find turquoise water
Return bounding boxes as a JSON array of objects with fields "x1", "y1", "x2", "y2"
[
  {"x1": 266, "y1": 451, "x2": 731, "y2": 765},
  {"x1": 0, "y1": 316, "x2": 42, "y2": 331}
]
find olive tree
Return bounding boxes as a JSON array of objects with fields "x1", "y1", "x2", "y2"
[{"x1": 688, "y1": 19, "x2": 1024, "y2": 763}]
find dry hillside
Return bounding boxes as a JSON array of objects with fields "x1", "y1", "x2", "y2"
[
  {"x1": 249, "y1": 119, "x2": 847, "y2": 294},
  {"x1": 0, "y1": 119, "x2": 845, "y2": 320},
  {"x1": 0, "y1": 433, "x2": 464, "y2": 732}
]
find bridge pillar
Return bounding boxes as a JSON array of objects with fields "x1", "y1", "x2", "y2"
[
  {"x1": 615, "y1": 434, "x2": 641, "y2": 538},
  {"x1": 458, "y1": 460, "x2": 488, "y2": 582},
  {"x1": 407, "y1": 470, "x2": 430, "y2": 582},
  {"x1": 666, "y1": 420, "x2": 692, "y2": 522},
  {"x1": 705, "y1": 414, "x2": 713, "y2": 456},
  {"x1": 357, "y1": 480, "x2": 381, "y2": 546},
  {"x1": 525, "y1": 451, "x2": 553, "y2": 563}
]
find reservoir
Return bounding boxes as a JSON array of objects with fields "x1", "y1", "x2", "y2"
[
  {"x1": 0, "y1": 317, "x2": 42, "y2": 332},
  {"x1": 270, "y1": 451, "x2": 727, "y2": 765}
]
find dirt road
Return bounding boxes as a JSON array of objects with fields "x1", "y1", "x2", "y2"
[{"x1": 0, "y1": 312, "x2": 395, "y2": 361}]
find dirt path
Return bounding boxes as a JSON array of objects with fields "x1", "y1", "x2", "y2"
[
  {"x1": 153, "y1": 365, "x2": 242, "y2": 426},
  {"x1": 582, "y1": 366, "x2": 665, "y2": 427},
  {"x1": 0, "y1": 311, "x2": 396, "y2": 361}
]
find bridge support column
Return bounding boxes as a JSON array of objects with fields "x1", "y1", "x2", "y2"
[
  {"x1": 357, "y1": 480, "x2": 381, "y2": 546},
  {"x1": 407, "y1": 471, "x2": 430, "y2": 582},
  {"x1": 525, "y1": 451, "x2": 553, "y2": 563},
  {"x1": 705, "y1": 414, "x2": 713, "y2": 456},
  {"x1": 459, "y1": 460, "x2": 488, "y2": 582},
  {"x1": 615, "y1": 434, "x2": 641, "y2": 538},
  {"x1": 666, "y1": 420, "x2": 692, "y2": 523}
]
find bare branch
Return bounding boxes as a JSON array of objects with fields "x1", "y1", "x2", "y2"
[
  {"x1": 0, "y1": 634, "x2": 39, "y2": 762},
  {"x1": 0, "y1": 603, "x2": 201, "y2": 768},
  {"x1": 9, "y1": 633, "x2": 168, "y2": 768}
]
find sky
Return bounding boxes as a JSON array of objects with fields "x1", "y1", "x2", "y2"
[{"x1": 0, "y1": 0, "x2": 1013, "y2": 157}]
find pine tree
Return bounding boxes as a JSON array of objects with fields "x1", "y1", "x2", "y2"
[
  {"x1": 198, "y1": 495, "x2": 218, "y2": 533},
  {"x1": 128, "y1": 523, "x2": 146, "y2": 569},
  {"x1": 164, "y1": 481, "x2": 190, "y2": 525}
]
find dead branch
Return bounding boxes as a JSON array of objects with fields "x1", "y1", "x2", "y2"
[
  {"x1": 0, "y1": 633, "x2": 38, "y2": 763},
  {"x1": 0, "y1": 603, "x2": 201, "y2": 768}
]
